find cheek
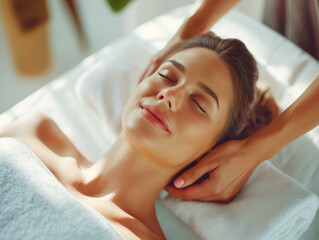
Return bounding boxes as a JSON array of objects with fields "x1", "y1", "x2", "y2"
[
  {"x1": 121, "y1": 81, "x2": 156, "y2": 122},
  {"x1": 121, "y1": 95, "x2": 137, "y2": 127},
  {"x1": 122, "y1": 78, "x2": 163, "y2": 124},
  {"x1": 137, "y1": 77, "x2": 161, "y2": 95},
  {"x1": 181, "y1": 117, "x2": 215, "y2": 153},
  {"x1": 121, "y1": 81, "x2": 162, "y2": 146},
  {"x1": 162, "y1": 113, "x2": 216, "y2": 166}
]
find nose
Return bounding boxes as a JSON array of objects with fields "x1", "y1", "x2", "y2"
[{"x1": 157, "y1": 85, "x2": 185, "y2": 112}]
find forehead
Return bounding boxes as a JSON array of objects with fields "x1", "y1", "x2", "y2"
[
  {"x1": 168, "y1": 47, "x2": 230, "y2": 79},
  {"x1": 168, "y1": 47, "x2": 235, "y2": 107}
]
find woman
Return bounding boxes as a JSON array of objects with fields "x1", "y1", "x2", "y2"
[
  {"x1": 141, "y1": 0, "x2": 319, "y2": 203},
  {"x1": 0, "y1": 32, "x2": 279, "y2": 239}
]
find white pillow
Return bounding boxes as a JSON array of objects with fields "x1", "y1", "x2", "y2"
[{"x1": 76, "y1": 35, "x2": 154, "y2": 142}]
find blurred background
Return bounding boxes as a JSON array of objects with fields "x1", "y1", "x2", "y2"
[{"x1": 0, "y1": 0, "x2": 267, "y2": 113}]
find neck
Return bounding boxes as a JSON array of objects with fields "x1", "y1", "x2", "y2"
[{"x1": 82, "y1": 132, "x2": 178, "y2": 234}]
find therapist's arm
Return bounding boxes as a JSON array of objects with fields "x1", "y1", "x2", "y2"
[
  {"x1": 175, "y1": 0, "x2": 240, "y2": 40},
  {"x1": 251, "y1": 75, "x2": 319, "y2": 161},
  {"x1": 138, "y1": 0, "x2": 240, "y2": 82},
  {"x1": 166, "y1": 75, "x2": 319, "y2": 203}
]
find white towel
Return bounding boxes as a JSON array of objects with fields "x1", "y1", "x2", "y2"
[
  {"x1": 0, "y1": 137, "x2": 125, "y2": 240},
  {"x1": 160, "y1": 161, "x2": 319, "y2": 240}
]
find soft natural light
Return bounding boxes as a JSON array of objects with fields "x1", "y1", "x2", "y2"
[{"x1": 50, "y1": 79, "x2": 66, "y2": 90}]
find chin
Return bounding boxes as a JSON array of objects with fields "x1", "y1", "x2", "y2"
[
  {"x1": 122, "y1": 108, "x2": 153, "y2": 142},
  {"x1": 122, "y1": 102, "x2": 164, "y2": 143},
  {"x1": 122, "y1": 121, "x2": 168, "y2": 163},
  {"x1": 121, "y1": 105, "x2": 185, "y2": 167},
  {"x1": 123, "y1": 127, "x2": 185, "y2": 168}
]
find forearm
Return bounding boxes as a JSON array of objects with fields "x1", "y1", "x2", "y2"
[
  {"x1": 174, "y1": 0, "x2": 240, "y2": 41},
  {"x1": 250, "y1": 75, "x2": 319, "y2": 163}
]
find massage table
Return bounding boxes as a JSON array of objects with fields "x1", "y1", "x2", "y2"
[{"x1": 0, "y1": 5, "x2": 318, "y2": 240}]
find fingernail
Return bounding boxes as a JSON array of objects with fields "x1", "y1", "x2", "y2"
[{"x1": 174, "y1": 179, "x2": 184, "y2": 188}]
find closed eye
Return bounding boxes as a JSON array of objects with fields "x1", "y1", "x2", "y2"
[
  {"x1": 158, "y1": 72, "x2": 175, "y2": 84},
  {"x1": 191, "y1": 98, "x2": 206, "y2": 113}
]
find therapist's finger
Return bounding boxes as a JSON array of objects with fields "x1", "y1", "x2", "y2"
[
  {"x1": 173, "y1": 158, "x2": 218, "y2": 189},
  {"x1": 165, "y1": 184, "x2": 209, "y2": 200}
]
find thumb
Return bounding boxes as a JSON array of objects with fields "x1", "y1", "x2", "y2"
[{"x1": 174, "y1": 161, "x2": 213, "y2": 188}]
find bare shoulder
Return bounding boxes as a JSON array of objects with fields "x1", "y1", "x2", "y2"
[
  {"x1": 0, "y1": 112, "x2": 69, "y2": 158},
  {"x1": 0, "y1": 112, "x2": 49, "y2": 139},
  {"x1": 0, "y1": 112, "x2": 91, "y2": 166}
]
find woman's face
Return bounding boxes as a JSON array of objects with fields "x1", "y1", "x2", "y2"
[{"x1": 122, "y1": 47, "x2": 234, "y2": 167}]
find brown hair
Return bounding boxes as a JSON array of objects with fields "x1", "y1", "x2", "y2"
[{"x1": 167, "y1": 32, "x2": 280, "y2": 144}]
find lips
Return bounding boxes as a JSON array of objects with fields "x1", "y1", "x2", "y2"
[{"x1": 140, "y1": 104, "x2": 170, "y2": 132}]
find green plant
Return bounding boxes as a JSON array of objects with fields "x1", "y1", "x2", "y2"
[{"x1": 105, "y1": 0, "x2": 133, "y2": 12}]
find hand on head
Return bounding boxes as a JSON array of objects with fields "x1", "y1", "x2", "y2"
[
  {"x1": 165, "y1": 138, "x2": 260, "y2": 203},
  {"x1": 138, "y1": 36, "x2": 183, "y2": 84},
  {"x1": 164, "y1": 87, "x2": 280, "y2": 203}
]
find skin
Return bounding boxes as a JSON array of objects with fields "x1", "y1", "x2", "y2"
[{"x1": 0, "y1": 47, "x2": 235, "y2": 240}]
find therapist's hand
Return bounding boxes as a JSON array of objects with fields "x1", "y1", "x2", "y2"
[
  {"x1": 138, "y1": 36, "x2": 182, "y2": 83},
  {"x1": 165, "y1": 138, "x2": 262, "y2": 203}
]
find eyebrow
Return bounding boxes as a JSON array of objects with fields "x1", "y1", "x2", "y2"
[
  {"x1": 168, "y1": 59, "x2": 186, "y2": 73},
  {"x1": 167, "y1": 59, "x2": 220, "y2": 109},
  {"x1": 197, "y1": 82, "x2": 219, "y2": 109}
]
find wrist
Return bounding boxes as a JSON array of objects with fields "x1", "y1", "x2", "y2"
[
  {"x1": 179, "y1": 15, "x2": 207, "y2": 40},
  {"x1": 246, "y1": 127, "x2": 282, "y2": 164}
]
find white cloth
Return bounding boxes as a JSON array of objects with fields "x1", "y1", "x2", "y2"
[
  {"x1": 0, "y1": 137, "x2": 125, "y2": 240},
  {"x1": 160, "y1": 161, "x2": 319, "y2": 240}
]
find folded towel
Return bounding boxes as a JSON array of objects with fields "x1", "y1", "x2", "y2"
[
  {"x1": 160, "y1": 161, "x2": 319, "y2": 240},
  {"x1": 0, "y1": 137, "x2": 125, "y2": 240}
]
